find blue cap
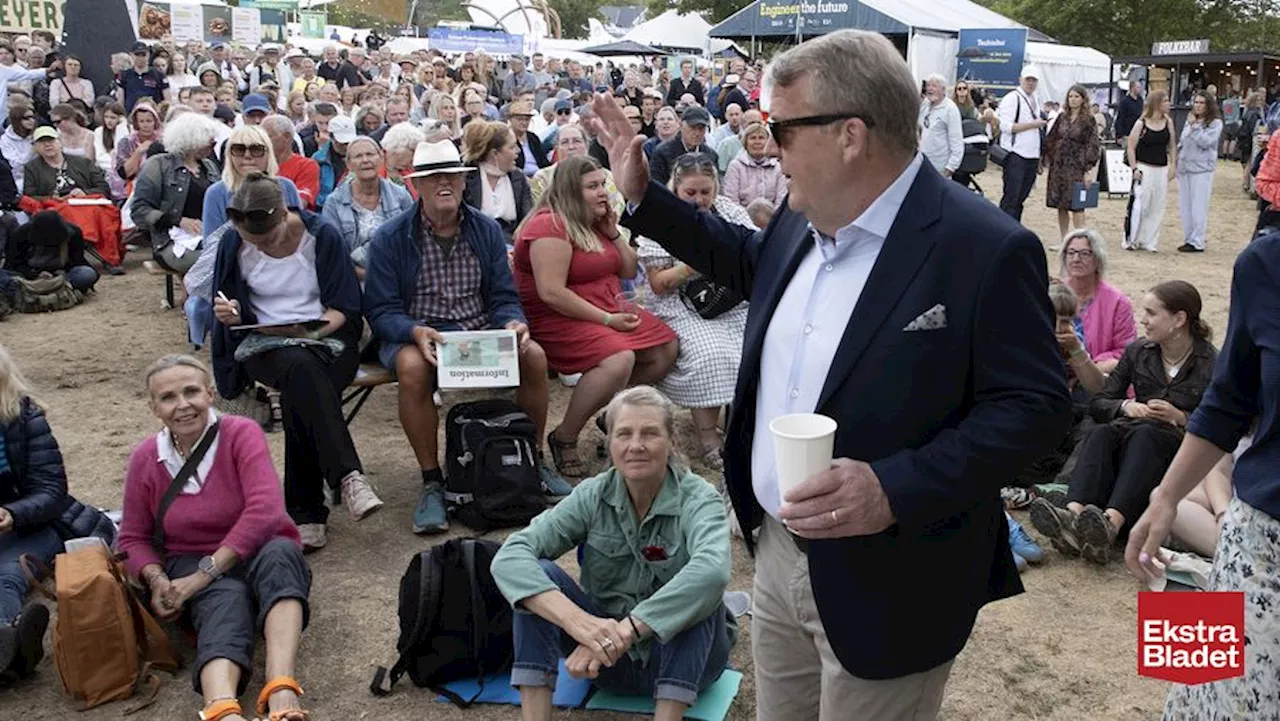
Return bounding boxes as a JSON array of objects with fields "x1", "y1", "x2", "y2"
[
  {"x1": 554, "y1": 99, "x2": 572, "y2": 112},
  {"x1": 242, "y1": 94, "x2": 271, "y2": 115}
]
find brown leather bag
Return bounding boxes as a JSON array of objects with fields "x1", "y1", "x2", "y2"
[{"x1": 50, "y1": 544, "x2": 181, "y2": 711}]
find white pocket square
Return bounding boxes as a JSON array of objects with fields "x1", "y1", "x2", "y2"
[{"x1": 903, "y1": 304, "x2": 947, "y2": 331}]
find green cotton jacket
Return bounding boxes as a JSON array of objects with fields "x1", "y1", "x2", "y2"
[{"x1": 491, "y1": 465, "x2": 732, "y2": 658}]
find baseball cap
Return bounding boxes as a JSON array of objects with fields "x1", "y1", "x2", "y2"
[
  {"x1": 554, "y1": 99, "x2": 572, "y2": 113},
  {"x1": 213, "y1": 104, "x2": 236, "y2": 123},
  {"x1": 328, "y1": 115, "x2": 358, "y2": 144},
  {"x1": 263, "y1": 43, "x2": 282, "y2": 54},
  {"x1": 227, "y1": 175, "x2": 287, "y2": 235},
  {"x1": 211, "y1": 41, "x2": 228, "y2": 51},
  {"x1": 131, "y1": 41, "x2": 150, "y2": 55},
  {"x1": 242, "y1": 94, "x2": 271, "y2": 115},
  {"x1": 32, "y1": 126, "x2": 58, "y2": 142},
  {"x1": 681, "y1": 106, "x2": 710, "y2": 127},
  {"x1": 1021, "y1": 65, "x2": 1042, "y2": 81}
]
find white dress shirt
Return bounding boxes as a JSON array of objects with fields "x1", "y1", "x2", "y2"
[
  {"x1": 750, "y1": 153, "x2": 925, "y2": 517},
  {"x1": 997, "y1": 89, "x2": 1042, "y2": 159}
]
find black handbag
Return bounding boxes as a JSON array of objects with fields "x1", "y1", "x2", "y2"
[{"x1": 679, "y1": 275, "x2": 744, "y2": 319}]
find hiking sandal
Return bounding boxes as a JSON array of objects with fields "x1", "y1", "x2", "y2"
[
  {"x1": 256, "y1": 676, "x2": 310, "y2": 721},
  {"x1": 198, "y1": 699, "x2": 244, "y2": 721},
  {"x1": 547, "y1": 430, "x2": 586, "y2": 477}
]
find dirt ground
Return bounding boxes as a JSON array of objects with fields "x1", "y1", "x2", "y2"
[{"x1": 0, "y1": 161, "x2": 1255, "y2": 720}]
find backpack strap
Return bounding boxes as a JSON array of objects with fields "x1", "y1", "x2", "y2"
[
  {"x1": 370, "y1": 548, "x2": 444, "y2": 697},
  {"x1": 427, "y1": 539, "x2": 493, "y2": 709},
  {"x1": 152, "y1": 421, "x2": 219, "y2": 554}
]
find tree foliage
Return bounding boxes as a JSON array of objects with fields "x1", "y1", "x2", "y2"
[
  {"x1": 978, "y1": 0, "x2": 1280, "y2": 56},
  {"x1": 546, "y1": 0, "x2": 608, "y2": 38}
]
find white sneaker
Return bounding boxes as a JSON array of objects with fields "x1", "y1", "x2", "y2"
[
  {"x1": 341, "y1": 473, "x2": 384, "y2": 520},
  {"x1": 558, "y1": 373, "x2": 582, "y2": 387},
  {"x1": 298, "y1": 523, "x2": 327, "y2": 553}
]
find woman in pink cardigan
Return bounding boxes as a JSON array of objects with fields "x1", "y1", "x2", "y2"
[
  {"x1": 721, "y1": 121, "x2": 787, "y2": 208},
  {"x1": 118, "y1": 355, "x2": 311, "y2": 721},
  {"x1": 1059, "y1": 229, "x2": 1136, "y2": 374}
]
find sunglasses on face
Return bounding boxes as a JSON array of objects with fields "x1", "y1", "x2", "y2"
[
  {"x1": 956, "y1": 86, "x2": 969, "y2": 92},
  {"x1": 226, "y1": 207, "x2": 278, "y2": 225},
  {"x1": 767, "y1": 113, "x2": 870, "y2": 149},
  {"x1": 556, "y1": 108, "x2": 572, "y2": 115},
  {"x1": 229, "y1": 143, "x2": 267, "y2": 158}
]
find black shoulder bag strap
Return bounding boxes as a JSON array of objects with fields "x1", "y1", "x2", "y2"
[
  {"x1": 371, "y1": 548, "x2": 443, "y2": 697},
  {"x1": 433, "y1": 539, "x2": 495, "y2": 709},
  {"x1": 151, "y1": 421, "x2": 220, "y2": 554}
]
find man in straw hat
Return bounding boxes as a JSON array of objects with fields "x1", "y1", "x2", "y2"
[{"x1": 362, "y1": 141, "x2": 574, "y2": 535}]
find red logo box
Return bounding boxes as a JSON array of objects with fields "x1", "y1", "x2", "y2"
[{"x1": 1138, "y1": 591, "x2": 1245, "y2": 685}]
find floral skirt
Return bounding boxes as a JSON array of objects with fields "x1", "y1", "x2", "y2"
[{"x1": 1163, "y1": 496, "x2": 1280, "y2": 720}]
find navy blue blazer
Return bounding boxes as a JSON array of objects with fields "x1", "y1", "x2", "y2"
[{"x1": 624, "y1": 162, "x2": 1072, "y2": 680}]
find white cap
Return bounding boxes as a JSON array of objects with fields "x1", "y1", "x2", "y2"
[
  {"x1": 1020, "y1": 65, "x2": 1042, "y2": 81},
  {"x1": 328, "y1": 115, "x2": 358, "y2": 144}
]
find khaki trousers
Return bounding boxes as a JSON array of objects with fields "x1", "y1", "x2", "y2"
[{"x1": 752, "y1": 516, "x2": 954, "y2": 721}]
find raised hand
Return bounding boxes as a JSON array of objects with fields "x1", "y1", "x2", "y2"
[{"x1": 588, "y1": 92, "x2": 650, "y2": 205}]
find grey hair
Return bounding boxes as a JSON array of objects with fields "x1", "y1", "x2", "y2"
[
  {"x1": 347, "y1": 135, "x2": 380, "y2": 157},
  {"x1": 144, "y1": 354, "x2": 212, "y2": 393},
  {"x1": 925, "y1": 73, "x2": 949, "y2": 88},
  {"x1": 161, "y1": 111, "x2": 216, "y2": 156},
  {"x1": 766, "y1": 29, "x2": 919, "y2": 157},
  {"x1": 164, "y1": 104, "x2": 193, "y2": 123},
  {"x1": 1059, "y1": 228, "x2": 1108, "y2": 277},
  {"x1": 603, "y1": 385, "x2": 687, "y2": 475},
  {"x1": 260, "y1": 114, "x2": 294, "y2": 137},
  {"x1": 382, "y1": 122, "x2": 425, "y2": 154}
]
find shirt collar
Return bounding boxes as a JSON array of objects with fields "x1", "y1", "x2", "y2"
[
  {"x1": 155, "y1": 408, "x2": 219, "y2": 464},
  {"x1": 605, "y1": 466, "x2": 683, "y2": 520},
  {"x1": 815, "y1": 152, "x2": 924, "y2": 246}
]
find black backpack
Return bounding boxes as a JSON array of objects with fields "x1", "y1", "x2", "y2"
[
  {"x1": 370, "y1": 538, "x2": 513, "y2": 706},
  {"x1": 443, "y1": 399, "x2": 545, "y2": 531}
]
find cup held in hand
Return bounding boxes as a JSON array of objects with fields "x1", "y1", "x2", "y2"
[{"x1": 770, "y1": 413, "x2": 837, "y2": 502}]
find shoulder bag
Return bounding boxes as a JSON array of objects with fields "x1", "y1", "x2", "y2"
[{"x1": 151, "y1": 421, "x2": 220, "y2": 555}]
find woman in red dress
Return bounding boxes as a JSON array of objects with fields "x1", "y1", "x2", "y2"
[{"x1": 513, "y1": 155, "x2": 678, "y2": 476}]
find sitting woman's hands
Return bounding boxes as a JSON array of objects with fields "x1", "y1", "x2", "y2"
[
  {"x1": 213, "y1": 296, "x2": 242, "y2": 326},
  {"x1": 1123, "y1": 400, "x2": 1153, "y2": 419},
  {"x1": 1146, "y1": 398, "x2": 1187, "y2": 427},
  {"x1": 604, "y1": 312, "x2": 640, "y2": 333},
  {"x1": 158, "y1": 573, "x2": 210, "y2": 618},
  {"x1": 0, "y1": 507, "x2": 13, "y2": 533},
  {"x1": 179, "y1": 218, "x2": 203, "y2": 236},
  {"x1": 565, "y1": 612, "x2": 629, "y2": 671},
  {"x1": 1056, "y1": 329, "x2": 1082, "y2": 357},
  {"x1": 565, "y1": 617, "x2": 638, "y2": 678},
  {"x1": 149, "y1": 575, "x2": 180, "y2": 620}
]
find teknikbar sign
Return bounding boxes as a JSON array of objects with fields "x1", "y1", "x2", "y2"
[{"x1": 1152, "y1": 39, "x2": 1210, "y2": 56}]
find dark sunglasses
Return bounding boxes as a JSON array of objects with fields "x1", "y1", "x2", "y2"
[
  {"x1": 768, "y1": 113, "x2": 872, "y2": 148},
  {"x1": 226, "y1": 207, "x2": 278, "y2": 225},
  {"x1": 229, "y1": 143, "x2": 268, "y2": 158},
  {"x1": 674, "y1": 152, "x2": 717, "y2": 169},
  {"x1": 956, "y1": 86, "x2": 969, "y2": 92},
  {"x1": 556, "y1": 108, "x2": 572, "y2": 115}
]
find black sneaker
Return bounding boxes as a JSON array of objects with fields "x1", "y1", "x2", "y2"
[
  {"x1": 1, "y1": 603, "x2": 49, "y2": 680},
  {"x1": 1028, "y1": 497, "x2": 1082, "y2": 557},
  {"x1": 1076, "y1": 504, "x2": 1118, "y2": 564},
  {"x1": 1177, "y1": 244, "x2": 1203, "y2": 253}
]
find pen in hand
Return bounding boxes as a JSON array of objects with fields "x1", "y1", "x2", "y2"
[{"x1": 217, "y1": 291, "x2": 239, "y2": 316}]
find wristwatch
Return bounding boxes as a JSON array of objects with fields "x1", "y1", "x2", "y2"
[{"x1": 198, "y1": 555, "x2": 222, "y2": 581}]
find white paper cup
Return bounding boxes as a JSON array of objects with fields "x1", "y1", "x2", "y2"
[{"x1": 770, "y1": 413, "x2": 837, "y2": 502}]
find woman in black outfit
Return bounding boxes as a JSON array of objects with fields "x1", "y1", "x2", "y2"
[{"x1": 1030, "y1": 280, "x2": 1216, "y2": 564}]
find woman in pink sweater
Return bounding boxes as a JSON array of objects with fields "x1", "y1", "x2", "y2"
[
  {"x1": 118, "y1": 355, "x2": 310, "y2": 721},
  {"x1": 1059, "y1": 229, "x2": 1137, "y2": 374}
]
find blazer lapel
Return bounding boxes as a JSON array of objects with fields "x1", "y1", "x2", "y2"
[
  {"x1": 816, "y1": 169, "x2": 944, "y2": 409},
  {"x1": 736, "y1": 206, "x2": 812, "y2": 398}
]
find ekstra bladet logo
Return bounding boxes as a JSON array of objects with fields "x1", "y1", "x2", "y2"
[{"x1": 1137, "y1": 591, "x2": 1245, "y2": 684}]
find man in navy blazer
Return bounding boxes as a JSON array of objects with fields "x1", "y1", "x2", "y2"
[{"x1": 590, "y1": 31, "x2": 1072, "y2": 720}]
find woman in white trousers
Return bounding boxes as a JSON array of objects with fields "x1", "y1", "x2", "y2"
[
  {"x1": 1126, "y1": 91, "x2": 1177, "y2": 252},
  {"x1": 1176, "y1": 91, "x2": 1224, "y2": 253}
]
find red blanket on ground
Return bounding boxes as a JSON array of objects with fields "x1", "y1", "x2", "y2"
[{"x1": 19, "y1": 196, "x2": 125, "y2": 266}]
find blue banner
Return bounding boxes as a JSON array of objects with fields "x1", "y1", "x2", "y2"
[
  {"x1": 956, "y1": 28, "x2": 1028, "y2": 92},
  {"x1": 428, "y1": 27, "x2": 523, "y2": 56}
]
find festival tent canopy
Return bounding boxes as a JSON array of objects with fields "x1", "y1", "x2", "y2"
[
  {"x1": 580, "y1": 39, "x2": 669, "y2": 56},
  {"x1": 709, "y1": 0, "x2": 1052, "y2": 41},
  {"x1": 622, "y1": 10, "x2": 734, "y2": 54}
]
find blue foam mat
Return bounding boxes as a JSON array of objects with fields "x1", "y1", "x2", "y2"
[{"x1": 436, "y1": 664, "x2": 744, "y2": 721}]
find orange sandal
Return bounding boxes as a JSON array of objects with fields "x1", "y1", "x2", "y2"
[
  {"x1": 199, "y1": 699, "x2": 244, "y2": 721},
  {"x1": 256, "y1": 676, "x2": 311, "y2": 721}
]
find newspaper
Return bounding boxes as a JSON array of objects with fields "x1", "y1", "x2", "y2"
[{"x1": 437, "y1": 329, "x2": 520, "y2": 389}]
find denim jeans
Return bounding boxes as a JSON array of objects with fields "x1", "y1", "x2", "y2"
[
  {"x1": 184, "y1": 295, "x2": 213, "y2": 347},
  {"x1": 998, "y1": 153, "x2": 1040, "y2": 221},
  {"x1": 511, "y1": 559, "x2": 730, "y2": 705},
  {"x1": 0, "y1": 524, "x2": 63, "y2": 624}
]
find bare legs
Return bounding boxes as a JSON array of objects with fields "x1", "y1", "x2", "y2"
[
  {"x1": 1170, "y1": 484, "x2": 1221, "y2": 557},
  {"x1": 197, "y1": 600, "x2": 303, "y2": 720},
  {"x1": 396, "y1": 347, "x2": 440, "y2": 471},
  {"x1": 1057, "y1": 208, "x2": 1087, "y2": 243}
]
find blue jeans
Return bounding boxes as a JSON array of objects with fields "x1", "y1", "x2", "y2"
[
  {"x1": 0, "y1": 525, "x2": 62, "y2": 624},
  {"x1": 511, "y1": 559, "x2": 730, "y2": 705},
  {"x1": 184, "y1": 295, "x2": 213, "y2": 347},
  {"x1": 999, "y1": 153, "x2": 1039, "y2": 222}
]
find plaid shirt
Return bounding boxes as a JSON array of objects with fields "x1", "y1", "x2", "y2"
[{"x1": 408, "y1": 214, "x2": 488, "y2": 330}]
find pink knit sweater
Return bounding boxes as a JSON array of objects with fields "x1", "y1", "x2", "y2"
[{"x1": 118, "y1": 414, "x2": 300, "y2": 580}]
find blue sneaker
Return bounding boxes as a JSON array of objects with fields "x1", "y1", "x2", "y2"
[
  {"x1": 412, "y1": 482, "x2": 449, "y2": 535},
  {"x1": 1012, "y1": 551, "x2": 1028, "y2": 573},
  {"x1": 1007, "y1": 512, "x2": 1044, "y2": 564},
  {"x1": 539, "y1": 463, "x2": 575, "y2": 503}
]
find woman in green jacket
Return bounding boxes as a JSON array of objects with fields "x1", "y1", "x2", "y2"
[{"x1": 491, "y1": 385, "x2": 732, "y2": 721}]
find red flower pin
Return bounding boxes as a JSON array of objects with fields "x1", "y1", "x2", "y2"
[{"x1": 642, "y1": 545, "x2": 668, "y2": 561}]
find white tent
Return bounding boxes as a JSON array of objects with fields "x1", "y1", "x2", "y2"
[
  {"x1": 622, "y1": 10, "x2": 730, "y2": 55},
  {"x1": 1025, "y1": 42, "x2": 1112, "y2": 101}
]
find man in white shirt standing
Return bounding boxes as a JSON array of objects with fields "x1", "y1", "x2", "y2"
[
  {"x1": 918, "y1": 74, "x2": 964, "y2": 180},
  {"x1": 996, "y1": 66, "x2": 1048, "y2": 221}
]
